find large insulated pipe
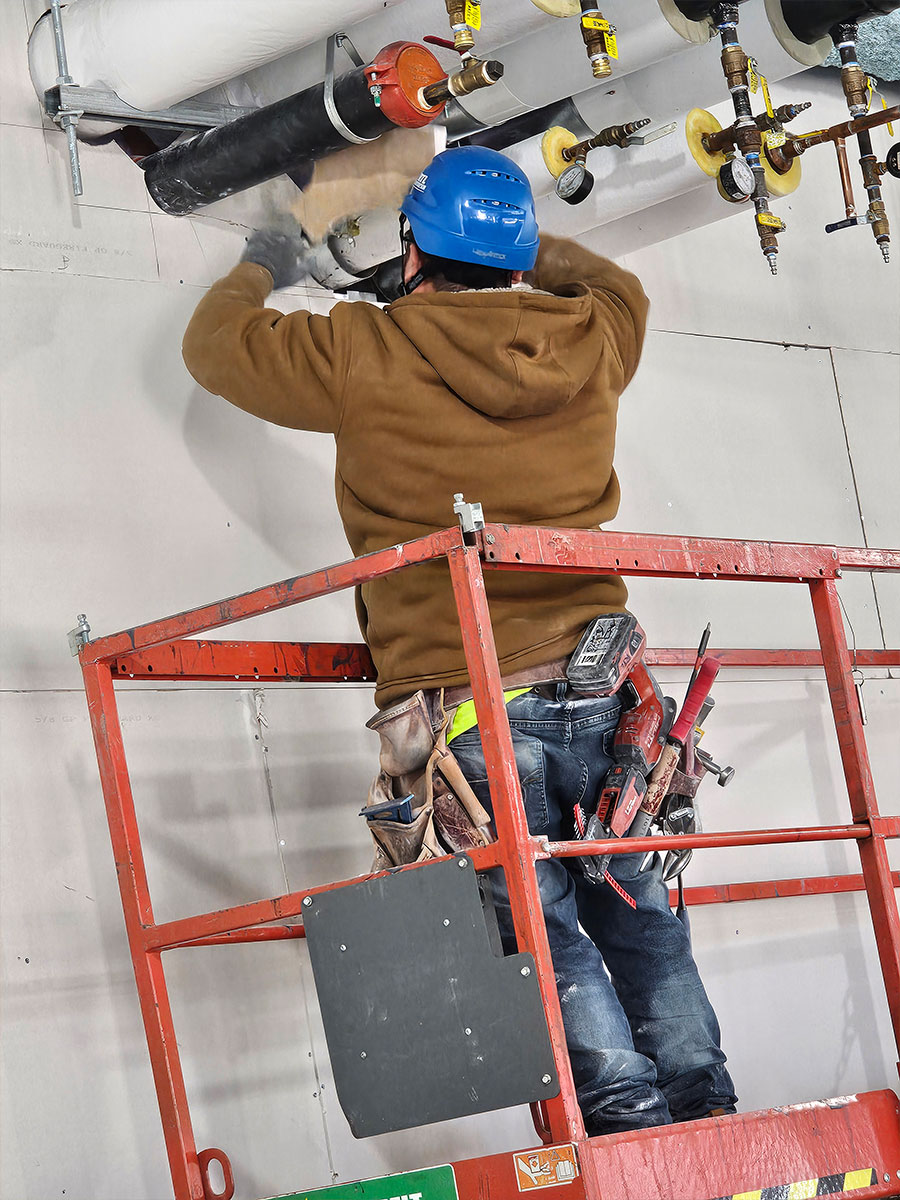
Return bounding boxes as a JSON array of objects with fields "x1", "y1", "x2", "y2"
[
  {"x1": 508, "y1": 0, "x2": 828, "y2": 240},
  {"x1": 141, "y1": 43, "x2": 484, "y2": 216},
  {"x1": 28, "y1": 0, "x2": 404, "y2": 114},
  {"x1": 779, "y1": 0, "x2": 900, "y2": 42},
  {"x1": 241, "y1": 1, "x2": 713, "y2": 133}
]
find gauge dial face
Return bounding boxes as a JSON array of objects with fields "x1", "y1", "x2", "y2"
[
  {"x1": 557, "y1": 162, "x2": 587, "y2": 199},
  {"x1": 556, "y1": 162, "x2": 594, "y2": 204},
  {"x1": 719, "y1": 156, "x2": 755, "y2": 199}
]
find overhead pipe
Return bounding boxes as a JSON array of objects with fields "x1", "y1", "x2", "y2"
[
  {"x1": 28, "y1": 0, "x2": 404, "y2": 118},
  {"x1": 779, "y1": 0, "x2": 900, "y2": 43},
  {"x1": 495, "y1": 0, "x2": 827, "y2": 216},
  {"x1": 140, "y1": 43, "x2": 501, "y2": 216},
  {"x1": 245, "y1": 2, "x2": 713, "y2": 136}
]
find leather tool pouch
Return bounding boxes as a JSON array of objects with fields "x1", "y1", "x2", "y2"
[{"x1": 364, "y1": 691, "x2": 494, "y2": 868}]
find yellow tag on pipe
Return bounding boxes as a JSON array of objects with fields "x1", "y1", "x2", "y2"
[
  {"x1": 757, "y1": 211, "x2": 784, "y2": 229},
  {"x1": 766, "y1": 129, "x2": 786, "y2": 149},
  {"x1": 465, "y1": 0, "x2": 481, "y2": 30},
  {"x1": 748, "y1": 59, "x2": 759, "y2": 94},
  {"x1": 868, "y1": 78, "x2": 895, "y2": 135},
  {"x1": 581, "y1": 15, "x2": 610, "y2": 30},
  {"x1": 760, "y1": 73, "x2": 774, "y2": 119},
  {"x1": 603, "y1": 27, "x2": 619, "y2": 58}
]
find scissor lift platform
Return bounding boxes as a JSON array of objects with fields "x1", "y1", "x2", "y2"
[
  {"x1": 75, "y1": 519, "x2": 900, "y2": 1200},
  {"x1": 272, "y1": 1089, "x2": 900, "y2": 1200}
]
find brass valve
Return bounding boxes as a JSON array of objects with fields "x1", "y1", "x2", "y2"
[
  {"x1": 445, "y1": 0, "x2": 476, "y2": 54},
  {"x1": 579, "y1": 7, "x2": 614, "y2": 79},
  {"x1": 421, "y1": 58, "x2": 504, "y2": 107},
  {"x1": 840, "y1": 63, "x2": 868, "y2": 114},
  {"x1": 720, "y1": 44, "x2": 749, "y2": 92}
]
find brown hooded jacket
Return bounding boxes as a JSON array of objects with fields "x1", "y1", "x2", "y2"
[{"x1": 182, "y1": 235, "x2": 649, "y2": 708}]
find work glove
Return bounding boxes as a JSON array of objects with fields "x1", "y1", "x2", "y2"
[{"x1": 240, "y1": 224, "x2": 309, "y2": 290}]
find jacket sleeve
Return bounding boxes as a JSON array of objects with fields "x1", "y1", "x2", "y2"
[
  {"x1": 527, "y1": 234, "x2": 649, "y2": 385},
  {"x1": 182, "y1": 261, "x2": 350, "y2": 433}
]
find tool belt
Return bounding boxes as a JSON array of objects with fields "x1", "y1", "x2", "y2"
[
  {"x1": 361, "y1": 624, "x2": 650, "y2": 870},
  {"x1": 362, "y1": 690, "x2": 495, "y2": 870}
]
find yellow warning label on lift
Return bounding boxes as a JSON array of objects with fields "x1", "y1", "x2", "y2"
[
  {"x1": 514, "y1": 1144, "x2": 579, "y2": 1191},
  {"x1": 465, "y1": 0, "x2": 481, "y2": 30},
  {"x1": 709, "y1": 1165, "x2": 876, "y2": 1200}
]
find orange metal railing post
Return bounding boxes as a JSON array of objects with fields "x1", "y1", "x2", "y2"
[
  {"x1": 81, "y1": 661, "x2": 206, "y2": 1200},
  {"x1": 810, "y1": 578, "x2": 900, "y2": 1068},
  {"x1": 447, "y1": 541, "x2": 587, "y2": 1146}
]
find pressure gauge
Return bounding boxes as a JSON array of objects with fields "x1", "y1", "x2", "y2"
[
  {"x1": 886, "y1": 142, "x2": 900, "y2": 180},
  {"x1": 556, "y1": 161, "x2": 595, "y2": 205},
  {"x1": 717, "y1": 156, "x2": 755, "y2": 203}
]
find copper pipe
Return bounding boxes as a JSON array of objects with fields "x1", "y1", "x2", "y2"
[
  {"x1": 835, "y1": 137, "x2": 858, "y2": 219},
  {"x1": 782, "y1": 105, "x2": 900, "y2": 159}
]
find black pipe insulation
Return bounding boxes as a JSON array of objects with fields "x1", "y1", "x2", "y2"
[
  {"x1": 140, "y1": 43, "x2": 454, "y2": 216},
  {"x1": 142, "y1": 67, "x2": 398, "y2": 216},
  {"x1": 672, "y1": 0, "x2": 748, "y2": 24},
  {"x1": 780, "y1": 0, "x2": 900, "y2": 44}
]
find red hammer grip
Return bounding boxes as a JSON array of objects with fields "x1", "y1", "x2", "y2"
[{"x1": 670, "y1": 656, "x2": 720, "y2": 746}]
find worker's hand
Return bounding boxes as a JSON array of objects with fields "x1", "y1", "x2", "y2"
[{"x1": 240, "y1": 226, "x2": 309, "y2": 290}]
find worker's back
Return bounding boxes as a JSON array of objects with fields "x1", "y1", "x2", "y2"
[
  {"x1": 337, "y1": 240, "x2": 647, "y2": 706},
  {"x1": 183, "y1": 237, "x2": 647, "y2": 705}
]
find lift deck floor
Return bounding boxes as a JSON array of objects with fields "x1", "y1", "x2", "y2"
[{"x1": 272, "y1": 1089, "x2": 900, "y2": 1200}]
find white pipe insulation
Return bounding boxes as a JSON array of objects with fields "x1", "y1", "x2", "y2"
[
  {"x1": 236, "y1": 0, "x2": 561, "y2": 109},
  {"x1": 506, "y1": 2, "x2": 827, "y2": 238},
  {"x1": 28, "y1": 0, "x2": 403, "y2": 112},
  {"x1": 241, "y1": 0, "x2": 711, "y2": 127}
]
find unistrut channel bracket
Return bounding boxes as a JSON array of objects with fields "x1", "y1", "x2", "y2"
[{"x1": 44, "y1": 84, "x2": 259, "y2": 135}]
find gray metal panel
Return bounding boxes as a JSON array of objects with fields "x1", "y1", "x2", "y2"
[{"x1": 303, "y1": 855, "x2": 558, "y2": 1137}]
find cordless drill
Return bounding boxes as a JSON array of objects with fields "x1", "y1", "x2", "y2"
[{"x1": 566, "y1": 614, "x2": 674, "y2": 885}]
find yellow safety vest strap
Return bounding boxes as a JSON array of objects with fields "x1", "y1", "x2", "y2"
[{"x1": 447, "y1": 688, "x2": 533, "y2": 744}]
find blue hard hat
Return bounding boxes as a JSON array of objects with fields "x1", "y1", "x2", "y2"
[{"x1": 401, "y1": 146, "x2": 539, "y2": 271}]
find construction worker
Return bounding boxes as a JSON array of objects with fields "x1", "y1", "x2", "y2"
[{"x1": 182, "y1": 145, "x2": 737, "y2": 1135}]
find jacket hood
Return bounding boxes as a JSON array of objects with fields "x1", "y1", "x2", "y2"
[{"x1": 387, "y1": 284, "x2": 604, "y2": 419}]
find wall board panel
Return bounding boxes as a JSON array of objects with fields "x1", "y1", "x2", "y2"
[
  {"x1": 832, "y1": 348, "x2": 900, "y2": 648},
  {"x1": 615, "y1": 330, "x2": 880, "y2": 652}
]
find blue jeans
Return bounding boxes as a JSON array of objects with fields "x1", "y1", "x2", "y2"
[{"x1": 449, "y1": 684, "x2": 737, "y2": 1136}]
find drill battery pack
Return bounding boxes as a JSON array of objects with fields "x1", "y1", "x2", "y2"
[{"x1": 566, "y1": 613, "x2": 646, "y2": 694}]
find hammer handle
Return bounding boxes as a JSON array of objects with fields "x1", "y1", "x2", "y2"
[{"x1": 670, "y1": 657, "x2": 720, "y2": 746}]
